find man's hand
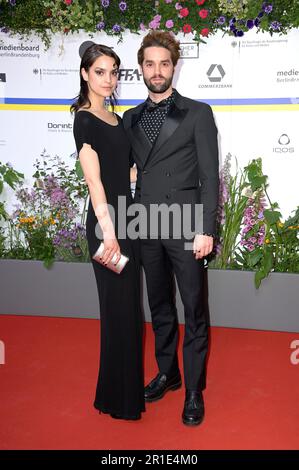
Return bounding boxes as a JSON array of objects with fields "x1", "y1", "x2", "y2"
[{"x1": 193, "y1": 234, "x2": 213, "y2": 260}]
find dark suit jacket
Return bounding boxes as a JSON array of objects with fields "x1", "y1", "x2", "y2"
[{"x1": 123, "y1": 91, "x2": 219, "y2": 237}]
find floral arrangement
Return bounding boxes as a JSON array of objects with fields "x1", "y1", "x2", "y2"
[
  {"x1": 210, "y1": 154, "x2": 299, "y2": 287},
  {"x1": 0, "y1": 0, "x2": 298, "y2": 47},
  {"x1": 1, "y1": 153, "x2": 298, "y2": 286},
  {"x1": 0, "y1": 152, "x2": 90, "y2": 267}
]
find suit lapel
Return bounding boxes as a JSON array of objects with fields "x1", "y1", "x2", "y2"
[
  {"x1": 143, "y1": 93, "x2": 188, "y2": 168},
  {"x1": 128, "y1": 103, "x2": 152, "y2": 166}
]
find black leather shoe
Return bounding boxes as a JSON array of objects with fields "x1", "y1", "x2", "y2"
[
  {"x1": 182, "y1": 390, "x2": 204, "y2": 426},
  {"x1": 144, "y1": 372, "x2": 182, "y2": 402}
]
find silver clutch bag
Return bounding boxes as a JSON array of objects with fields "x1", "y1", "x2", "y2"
[{"x1": 92, "y1": 242, "x2": 129, "y2": 274}]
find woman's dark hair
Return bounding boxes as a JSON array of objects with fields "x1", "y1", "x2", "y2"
[{"x1": 70, "y1": 43, "x2": 120, "y2": 114}]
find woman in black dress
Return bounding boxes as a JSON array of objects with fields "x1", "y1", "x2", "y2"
[{"x1": 72, "y1": 44, "x2": 145, "y2": 420}]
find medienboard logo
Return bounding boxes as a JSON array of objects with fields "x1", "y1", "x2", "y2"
[
  {"x1": 273, "y1": 134, "x2": 294, "y2": 154},
  {"x1": 276, "y1": 68, "x2": 299, "y2": 83},
  {"x1": 0, "y1": 73, "x2": 6, "y2": 82},
  {"x1": 0, "y1": 42, "x2": 40, "y2": 59}
]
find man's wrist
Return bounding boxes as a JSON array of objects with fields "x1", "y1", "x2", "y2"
[{"x1": 196, "y1": 232, "x2": 215, "y2": 238}]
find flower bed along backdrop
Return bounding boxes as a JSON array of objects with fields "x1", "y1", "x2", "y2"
[{"x1": 0, "y1": 0, "x2": 299, "y2": 47}]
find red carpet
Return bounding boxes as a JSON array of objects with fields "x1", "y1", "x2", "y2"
[{"x1": 0, "y1": 315, "x2": 298, "y2": 450}]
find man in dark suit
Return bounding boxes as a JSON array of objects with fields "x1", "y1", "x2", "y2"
[{"x1": 123, "y1": 31, "x2": 219, "y2": 426}]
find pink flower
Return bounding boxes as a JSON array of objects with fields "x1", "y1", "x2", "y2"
[
  {"x1": 149, "y1": 15, "x2": 161, "y2": 30},
  {"x1": 199, "y1": 9, "x2": 208, "y2": 19},
  {"x1": 64, "y1": 0, "x2": 72, "y2": 5},
  {"x1": 165, "y1": 19, "x2": 174, "y2": 28},
  {"x1": 139, "y1": 23, "x2": 146, "y2": 31},
  {"x1": 175, "y1": 3, "x2": 182, "y2": 10},
  {"x1": 196, "y1": 0, "x2": 206, "y2": 5},
  {"x1": 179, "y1": 7, "x2": 189, "y2": 18}
]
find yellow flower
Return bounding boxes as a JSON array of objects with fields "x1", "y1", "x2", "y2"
[
  {"x1": 265, "y1": 239, "x2": 271, "y2": 244},
  {"x1": 277, "y1": 222, "x2": 284, "y2": 228}
]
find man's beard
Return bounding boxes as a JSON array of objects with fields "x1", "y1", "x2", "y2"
[{"x1": 143, "y1": 74, "x2": 173, "y2": 94}]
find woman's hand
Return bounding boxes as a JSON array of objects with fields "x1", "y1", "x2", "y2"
[{"x1": 101, "y1": 236, "x2": 121, "y2": 266}]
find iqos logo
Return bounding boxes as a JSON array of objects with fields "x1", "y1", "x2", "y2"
[
  {"x1": 278, "y1": 134, "x2": 290, "y2": 145},
  {"x1": 273, "y1": 134, "x2": 294, "y2": 153}
]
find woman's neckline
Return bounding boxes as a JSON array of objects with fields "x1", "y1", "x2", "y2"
[{"x1": 78, "y1": 109, "x2": 119, "y2": 127}]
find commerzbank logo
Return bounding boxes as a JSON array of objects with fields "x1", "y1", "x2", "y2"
[
  {"x1": 199, "y1": 64, "x2": 231, "y2": 89},
  {"x1": 207, "y1": 64, "x2": 226, "y2": 82}
]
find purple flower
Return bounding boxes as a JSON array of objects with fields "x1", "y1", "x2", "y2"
[
  {"x1": 264, "y1": 5, "x2": 273, "y2": 14},
  {"x1": 112, "y1": 24, "x2": 121, "y2": 33},
  {"x1": 149, "y1": 15, "x2": 161, "y2": 30},
  {"x1": 217, "y1": 16, "x2": 226, "y2": 25},
  {"x1": 258, "y1": 11, "x2": 265, "y2": 18},
  {"x1": 119, "y1": 1, "x2": 127, "y2": 12},
  {"x1": 236, "y1": 30, "x2": 244, "y2": 37},
  {"x1": 165, "y1": 19, "x2": 174, "y2": 29},
  {"x1": 9, "y1": 0, "x2": 16, "y2": 6},
  {"x1": 101, "y1": 0, "x2": 109, "y2": 8},
  {"x1": 270, "y1": 21, "x2": 281, "y2": 31},
  {"x1": 139, "y1": 23, "x2": 147, "y2": 31},
  {"x1": 165, "y1": 0, "x2": 173, "y2": 3},
  {"x1": 0, "y1": 27, "x2": 9, "y2": 33},
  {"x1": 96, "y1": 21, "x2": 105, "y2": 31},
  {"x1": 246, "y1": 19, "x2": 254, "y2": 29},
  {"x1": 254, "y1": 18, "x2": 261, "y2": 27},
  {"x1": 247, "y1": 244, "x2": 255, "y2": 252},
  {"x1": 175, "y1": 3, "x2": 182, "y2": 10}
]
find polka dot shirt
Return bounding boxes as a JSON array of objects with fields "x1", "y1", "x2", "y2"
[{"x1": 139, "y1": 90, "x2": 176, "y2": 144}]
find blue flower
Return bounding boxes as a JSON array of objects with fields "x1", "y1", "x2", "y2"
[
  {"x1": 217, "y1": 16, "x2": 226, "y2": 25},
  {"x1": 264, "y1": 5, "x2": 273, "y2": 14},
  {"x1": 270, "y1": 21, "x2": 282, "y2": 31},
  {"x1": 236, "y1": 30, "x2": 244, "y2": 37},
  {"x1": 96, "y1": 21, "x2": 105, "y2": 31},
  {"x1": 246, "y1": 19, "x2": 254, "y2": 29},
  {"x1": 119, "y1": 1, "x2": 127, "y2": 12},
  {"x1": 254, "y1": 18, "x2": 261, "y2": 27},
  {"x1": 112, "y1": 24, "x2": 121, "y2": 33}
]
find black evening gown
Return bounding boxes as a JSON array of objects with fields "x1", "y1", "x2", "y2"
[{"x1": 73, "y1": 110, "x2": 145, "y2": 419}]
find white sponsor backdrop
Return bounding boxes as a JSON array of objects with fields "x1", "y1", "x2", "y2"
[{"x1": 0, "y1": 29, "x2": 298, "y2": 219}]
